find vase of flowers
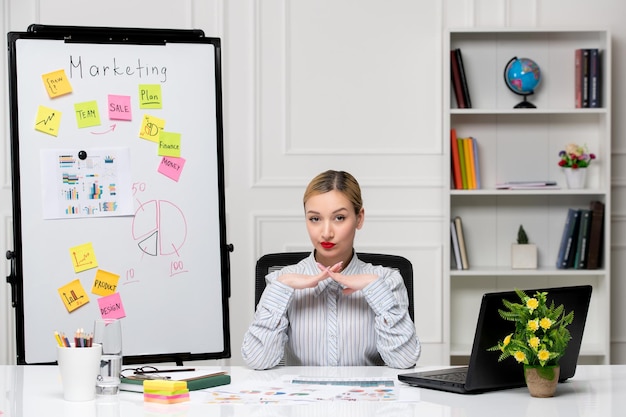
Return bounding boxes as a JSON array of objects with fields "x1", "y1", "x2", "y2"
[
  {"x1": 488, "y1": 289, "x2": 574, "y2": 397},
  {"x1": 558, "y1": 143, "x2": 596, "y2": 189}
]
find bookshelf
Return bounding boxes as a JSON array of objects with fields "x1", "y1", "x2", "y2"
[{"x1": 444, "y1": 29, "x2": 611, "y2": 365}]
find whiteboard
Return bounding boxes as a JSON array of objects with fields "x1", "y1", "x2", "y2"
[{"x1": 7, "y1": 27, "x2": 230, "y2": 364}]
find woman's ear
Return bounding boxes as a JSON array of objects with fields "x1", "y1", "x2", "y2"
[{"x1": 356, "y1": 208, "x2": 365, "y2": 230}]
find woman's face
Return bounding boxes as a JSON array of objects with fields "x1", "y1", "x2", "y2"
[{"x1": 304, "y1": 189, "x2": 364, "y2": 266}]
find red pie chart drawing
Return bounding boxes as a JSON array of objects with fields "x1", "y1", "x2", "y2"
[{"x1": 132, "y1": 199, "x2": 187, "y2": 256}]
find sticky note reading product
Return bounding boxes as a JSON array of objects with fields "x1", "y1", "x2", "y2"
[
  {"x1": 34, "y1": 105, "x2": 62, "y2": 136},
  {"x1": 139, "y1": 114, "x2": 166, "y2": 142},
  {"x1": 42, "y1": 69, "x2": 73, "y2": 98},
  {"x1": 98, "y1": 292, "x2": 126, "y2": 320},
  {"x1": 158, "y1": 156, "x2": 186, "y2": 181},
  {"x1": 69, "y1": 242, "x2": 98, "y2": 273},
  {"x1": 158, "y1": 131, "x2": 181, "y2": 157},
  {"x1": 139, "y1": 84, "x2": 162, "y2": 109},
  {"x1": 91, "y1": 269, "x2": 120, "y2": 296},
  {"x1": 108, "y1": 95, "x2": 132, "y2": 120},
  {"x1": 58, "y1": 279, "x2": 90, "y2": 312},
  {"x1": 74, "y1": 100, "x2": 101, "y2": 128}
]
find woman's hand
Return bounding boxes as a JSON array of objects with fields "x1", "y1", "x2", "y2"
[
  {"x1": 318, "y1": 263, "x2": 378, "y2": 295},
  {"x1": 277, "y1": 262, "x2": 341, "y2": 289}
]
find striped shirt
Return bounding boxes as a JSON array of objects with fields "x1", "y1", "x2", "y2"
[{"x1": 241, "y1": 253, "x2": 421, "y2": 369}]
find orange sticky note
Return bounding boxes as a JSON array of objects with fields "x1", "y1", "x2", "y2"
[
  {"x1": 69, "y1": 242, "x2": 98, "y2": 273},
  {"x1": 158, "y1": 131, "x2": 181, "y2": 157},
  {"x1": 42, "y1": 69, "x2": 73, "y2": 98},
  {"x1": 139, "y1": 84, "x2": 162, "y2": 109},
  {"x1": 34, "y1": 105, "x2": 62, "y2": 136},
  {"x1": 58, "y1": 279, "x2": 90, "y2": 312},
  {"x1": 139, "y1": 114, "x2": 165, "y2": 143},
  {"x1": 91, "y1": 269, "x2": 120, "y2": 296}
]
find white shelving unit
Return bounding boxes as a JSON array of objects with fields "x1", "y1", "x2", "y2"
[{"x1": 444, "y1": 28, "x2": 611, "y2": 365}]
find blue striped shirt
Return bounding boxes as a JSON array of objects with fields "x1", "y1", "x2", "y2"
[{"x1": 241, "y1": 253, "x2": 421, "y2": 369}]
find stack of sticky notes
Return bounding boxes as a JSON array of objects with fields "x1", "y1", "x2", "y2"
[{"x1": 143, "y1": 379, "x2": 190, "y2": 404}]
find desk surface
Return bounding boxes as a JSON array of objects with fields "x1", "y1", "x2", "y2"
[{"x1": 1, "y1": 364, "x2": 625, "y2": 416}]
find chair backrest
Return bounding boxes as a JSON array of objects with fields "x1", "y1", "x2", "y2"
[{"x1": 254, "y1": 252, "x2": 414, "y2": 321}]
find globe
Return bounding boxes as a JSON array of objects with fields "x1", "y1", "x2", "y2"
[{"x1": 504, "y1": 57, "x2": 542, "y2": 108}]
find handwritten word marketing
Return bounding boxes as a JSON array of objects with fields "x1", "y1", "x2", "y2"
[{"x1": 68, "y1": 56, "x2": 168, "y2": 83}]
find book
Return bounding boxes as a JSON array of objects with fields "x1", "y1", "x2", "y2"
[
  {"x1": 455, "y1": 48, "x2": 472, "y2": 108},
  {"x1": 471, "y1": 137, "x2": 481, "y2": 189},
  {"x1": 589, "y1": 48, "x2": 601, "y2": 108},
  {"x1": 120, "y1": 369, "x2": 231, "y2": 393},
  {"x1": 575, "y1": 48, "x2": 583, "y2": 108},
  {"x1": 464, "y1": 138, "x2": 476, "y2": 189},
  {"x1": 574, "y1": 209, "x2": 592, "y2": 269},
  {"x1": 457, "y1": 138, "x2": 468, "y2": 189},
  {"x1": 454, "y1": 216, "x2": 469, "y2": 269},
  {"x1": 450, "y1": 129, "x2": 463, "y2": 189},
  {"x1": 582, "y1": 49, "x2": 590, "y2": 108},
  {"x1": 450, "y1": 220, "x2": 462, "y2": 270},
  {"x1": 495, "y1": 181, "x2": 558, "y2": 190},
  {"x1": 586, "y1": 200, "x2": 605, "y2": 269},
  {"x1": 450, "y1": 50, "x2": 466, "y2": 108},
  {"x1": 556, "y1": 208, "x2": 581, "y2": 269}
]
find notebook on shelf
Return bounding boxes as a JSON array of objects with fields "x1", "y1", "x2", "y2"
[{"x1": 398, "y1": 285, "x2": 592, "y2": 394}]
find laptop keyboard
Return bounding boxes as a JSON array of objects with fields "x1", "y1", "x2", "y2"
[{"x1": 428, "y1": 371, "x2": 467, "y2": 383}]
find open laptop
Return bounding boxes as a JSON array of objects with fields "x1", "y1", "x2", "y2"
[{"x1": 398, "y1": 285, "x2": 592, "y2": 394}]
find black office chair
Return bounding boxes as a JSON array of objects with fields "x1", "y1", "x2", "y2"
[{"x1": 254, "y1": 252, "x2": 414, "y2": 321}]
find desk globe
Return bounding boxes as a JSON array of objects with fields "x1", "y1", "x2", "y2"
[{"x1": 504, "y1": 57, "x2": 542, "y2": 108}]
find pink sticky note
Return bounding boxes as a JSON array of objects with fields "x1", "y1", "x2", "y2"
[
  {"x1": 108, "y1": 95, "x2": 132, "y2": 121},
  {"x1": 97, "y1": 292, "x2": 126, "y2": 320},
  {"x1": 158, "y1": 156, "x2": 186, "y2": 182}
]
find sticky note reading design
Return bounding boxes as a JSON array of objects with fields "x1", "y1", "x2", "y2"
[
  {"x1": 74, "y1": 100, "x2": 101, "y2": 128},
  {"x1": 158, "y1": 131, "x2": 181, "y2": 157},
  {"x1": 42, "y1": 69, "x2": 73, "y2": 98},
  {"x1": 108, "y1": 95, "x2": 132, "y2": 121},
  {"x1": 91, "y1": 269, "x2": 120, "y2": 296},
  {"x1": 158, "y1": 156, "x2": 186, "y2": 182},
  {"x1": 139, "y1": 84, "x2": 162, "y2": 109},
  {"x1": 69, "y1": 242, "x2": 98, "y2": 273},
  {"x1": 35, "y1": 105, "x2": 62, "y2": 136},
  {"x1": 98, "y1": 292, "x2": 126, "y2": 320},
  {"x1": 139, "y1": 114, "x2": 166, "y2": 142},
  {"x1": 58, "y1": 279, "x2": 90, "y2": 312}
]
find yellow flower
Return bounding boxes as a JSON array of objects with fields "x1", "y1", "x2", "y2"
[
  {"x1": 529, "y1": 337, "x2": 540, "y2": 349},
  {"x1": 503, "y1": 334, "x2": 512, "y2": 347},
  {"x1": 526, "y1": 298, "x2": 539, "y2": 312},
  {"x1": 513, "y1": 351, "x2": 526, "y2": 363},
  {"x1": 538, "y1": 349, "x2": 550, "y2": 361},
  {"x1": 540, "y1": 317, "x2": 553, "y2": 330},
  {"x1": 527, "y1": 319, "x2": 539, "y2": 332}
]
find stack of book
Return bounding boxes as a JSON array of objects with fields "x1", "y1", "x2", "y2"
[
  {"x1": 575, "y1": 48, "x2": 602, "y2": 108},
  {"x1": 450, "y1": 48, "x2": 471, "y2": 108},
  {"x1": 450, "y1": 216, "x2": 469, "y2": 270},
  {"x1": 450, "y1": 129, "x2": 480, "y2": 190},
  {"x1": 556, "y1": 201, "x2": 605, "y2": 269}
]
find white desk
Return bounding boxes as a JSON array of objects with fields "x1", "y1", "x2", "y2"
[{"x1": 1, "y1": 365, "x2": 625, "y2": 416}]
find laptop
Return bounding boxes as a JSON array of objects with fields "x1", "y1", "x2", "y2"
[{"x1": 398, "y1": 285, "x2": 592, "y2": 394}]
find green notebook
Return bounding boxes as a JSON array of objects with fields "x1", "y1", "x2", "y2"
[{"x1": 120, "y1": 371, "x2": 231, "y2": 392}]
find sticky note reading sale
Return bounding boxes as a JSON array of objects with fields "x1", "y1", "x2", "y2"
[
  {"x1": 58, "y1": 279, "x2": 90, "y2": 312},
  {"x1": 139, "y1": 114, "x2": 165, "y2": 143},
  {"x1": 108, "y1": 95, "x2": 132, "y2": 120},
  {"x1": 69, "y1": 242, "x2": 98, "y2": 273},
  {"x1": 42, "y1": 69, "x2": 73, "y2": 98},
  {"x1": 158, "y1": 156, "x2": 186, "y2": 182},
  {"x1": 34, "y1": 105, "x2": 62, "y2": 136},
  {"x1": 158, "y1": 131, "x2": 181, "y2": 157},
  {"x1": 75, "y1": 100, "x2": 101, "y2": 128},
  {"x1": 98, "y1": 293, "x2": 126, "y2": 320},
  {"x1": 91, "y1": 269, "x2": 120, "y2": 296}
]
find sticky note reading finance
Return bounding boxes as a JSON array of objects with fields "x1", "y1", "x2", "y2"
[
  {"x1": 108, "y1": 95, "x2": 132, "y2": 121},
  {"x1": 69, "y1": 242, "x2": 98, "y2": 273},
  {"x1": 139, "y1": 114, "x2": 166, "y2": 143},
  {"x1": 91, "y1": 269, "x2": 120, "y2": 296},
  {"x1": 34, "y1": 105, "x2": 62, "y2": 136},
  {"x1": 158, "y1": 156, "x2": 186, "y2": 182},
  {"x1": 58, "y1": 279, "x2": 90, "y2": 312},
  {"x1": 158, "y1": 131, "x2": 181, "y2": 158},
  {"x1": 98, "y1": 292, "x2": 126, "y2": 320},
  {"x1": 42, "y1": 69, "x2": 73, "y2": 98},
  {"x1": 139, "y1": 84, "x2": 162, "y2": 109},
  {"x1": 75, "y1": 100, "x2": 101, "y2": 128}
]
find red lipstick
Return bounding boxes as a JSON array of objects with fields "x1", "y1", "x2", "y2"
[{"x1": 321, "y1": 242, "x2": 335, "y2": 249}]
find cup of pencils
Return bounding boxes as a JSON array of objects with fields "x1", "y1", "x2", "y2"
[{"x1": 56, "y1": 329, "x2": 102, "y2": 401}]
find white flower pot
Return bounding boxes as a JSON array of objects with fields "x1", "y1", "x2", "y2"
[
  {"x1": 511, "y1": 244, "x2": 537, "y2": 269},
  {"x1": 563, "y1": 167, "x2": 587, "y2": 189}
]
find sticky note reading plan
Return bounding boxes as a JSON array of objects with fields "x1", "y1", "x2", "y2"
[
  {"x1": 42, "y1": 69, "x2": 73, "y2": 98},
  {"x1": 158, "y1": 131, "x2": 181, "y2": 158},
  {"x1": 58, "y1": 279, "x2": 90, "y2": 312},
  {"x1": 139, "y1": 84, "x2": 162, "y2": 109}
]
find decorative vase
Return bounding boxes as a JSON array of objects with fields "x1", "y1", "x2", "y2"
[
  {"x1": 524, "y1": 365, "x2": 560, "y2": 398},
  {"x1": 563, "y1": 167, "x2": 587, "y2": 189},
  {"x1": 511, "y1": 243, "x2": 538, "y2": 269}
]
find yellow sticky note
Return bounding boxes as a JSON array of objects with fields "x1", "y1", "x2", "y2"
[
  {"x1": 74, "y1": 100, "x2": 101, "y2": 128},
  {"x1": 69, "y1": 242, "x2": 98, "y2": 273},
  {"x1": 58, "y1": 279, "x2": 90, "y2": 312},
  {"x1": 139, "y1": 114, "x2": 166, "y2": 143},
  {"x1": 42, "y1": 69, "x2": 73, "y2": 98},
  {"x1": 91, "y1": 269, "x2": 120, "y2": 296},
  {"x1": 158, "y1": 131, "x2": 181, "y2": 157},
  {"x1": 139, "y1": 84, "x2": 162, "y2": 109},
  {"x1": 34, "y1": 105, "x2": 62, "y2": 136}
]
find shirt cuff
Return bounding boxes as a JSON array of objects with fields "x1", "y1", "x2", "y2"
[
  {"x1": 361, "y1": 278, "x2": 396, "y2": 316},
  {"x1": 261, "y1": 280, "x2": 294, "y2": 313}
]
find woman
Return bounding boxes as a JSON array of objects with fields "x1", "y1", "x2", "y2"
[{"x1": 241, "y1": 170, "x2": 420, "y2": 369}]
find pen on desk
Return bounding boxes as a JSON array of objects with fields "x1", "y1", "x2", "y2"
[{"x1": 137, "y1": 368, "x2": 196, "y2": 374}]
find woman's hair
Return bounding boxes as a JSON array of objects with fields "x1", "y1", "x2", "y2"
[{"x1": 303, "y1": 170, "x2": 363, "y2": 215}]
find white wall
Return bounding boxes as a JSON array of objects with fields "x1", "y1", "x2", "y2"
[{"x1": 1, "y1": 0, "x2": 625, "y2": 365}]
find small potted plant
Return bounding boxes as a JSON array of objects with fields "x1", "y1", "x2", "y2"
[
  {"x1": 511, "y1": 225, "x2": 537, "y2": 269},
  {"x1": 488, "y1": 289, "x2": 574, "y2": 397},
  {"x1": 558, "y1": 143, "x2": 596, "y2": 189}
]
